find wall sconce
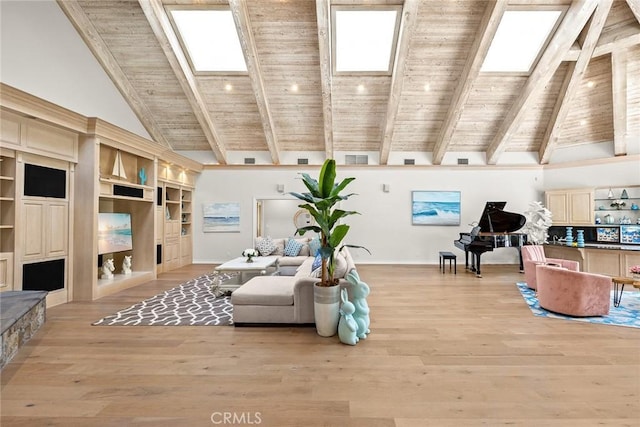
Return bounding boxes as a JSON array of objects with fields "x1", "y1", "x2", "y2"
[
  {"x1": 276, "y1": 184, "x2": 285, "y2": 193},
  {"x1": 382, "y1": 184, "x2": 390, "y2": 193}
]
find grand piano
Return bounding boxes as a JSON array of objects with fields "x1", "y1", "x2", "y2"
[{"x1": 454, "y1": 202, "x2": 527, "y2": 278}]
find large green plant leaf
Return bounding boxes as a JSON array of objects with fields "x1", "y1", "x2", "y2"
[
  {"x1": 329, "y1": 224, "x2": 350, "y2": 248},
  {"x1": 318, "y1": 159, "x2": 336, "y2": 198}
]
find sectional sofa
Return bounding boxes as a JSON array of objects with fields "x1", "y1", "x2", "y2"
[{"x1": 231, "y1": 236, "x2": 356, "y2": 325}]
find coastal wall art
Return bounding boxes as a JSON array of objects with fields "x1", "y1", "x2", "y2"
[
  {"x1": 412, "y1": 191, "x2": 461, "y2": 226},
  {"x1": 203, "y1": 202, "x2": 240, "y2": 232}
]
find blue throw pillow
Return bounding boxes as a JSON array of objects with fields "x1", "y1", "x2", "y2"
[
  {"x1": 312, "y1": 253, "x2": 322, "y2": 270},
  {"x1": 283, "y1": 239, "x2": 303, "y2": 257},
  {"x1": 309, "y1": 236, "x2": 321, "y2": 256}
]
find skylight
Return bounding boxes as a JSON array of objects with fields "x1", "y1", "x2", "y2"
[
  {"x1": 170, "y1": 9, "x2": 246, "y2": 73},
  {"x1": 481, "y1": 10, "x2": 563, "y2": 73},
  {"x1": 333, "y1": 8, "x2": 401, "y2": 73}
]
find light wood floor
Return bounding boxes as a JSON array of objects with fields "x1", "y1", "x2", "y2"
[{"x1": 1, "y1": 264, "x2": 639, "y2": 426}]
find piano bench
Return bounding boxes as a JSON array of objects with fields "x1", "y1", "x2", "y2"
[{"x1": 439, "y1": 251, "x2": 457, "y2": 274}]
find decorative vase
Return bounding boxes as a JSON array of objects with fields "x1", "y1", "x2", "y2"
[
  {"x1": 576, "y1": 229, "x2": 585, "y2": 248},
  {"x1": 313, "y1": 283, "x2": 341, "y2": 337},
  {"x1": 565, "y1": 226, "x2": 573, "y2": 247},
  {"x1": 621, "y1": 189, "x2": 629, "y2": 199}
]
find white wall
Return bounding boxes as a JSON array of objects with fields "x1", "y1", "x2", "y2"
[
  {"x1": 544, "y1": 157, "x2": 640, "y2": 189},
  {"x1": 0, "y1": 0, "x2": 150, "y2": 140},
  {"x1": 193, "y1": 166, "x2": 545, "y2": 264}
]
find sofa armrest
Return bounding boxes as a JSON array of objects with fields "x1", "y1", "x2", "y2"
[
  {"x1": 293, "y1": 277, "x2": 320, "y2": 323},
  {"x1": 547, "y1": 257, "x2": 580, "y2": 271}
]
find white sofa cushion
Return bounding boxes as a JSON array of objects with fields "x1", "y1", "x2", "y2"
[{"x1": 231, "y1": 276, "x2": 295, "y2": 306}]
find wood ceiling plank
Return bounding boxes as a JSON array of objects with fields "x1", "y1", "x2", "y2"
[
  {"x1": 316, "y1": 0, "x2": 333, "y2": 160},
  {"x1": 431, "y1": 0, "x2": 506, "y2": 165},
  {"x1": 138, "y1": 0, "x2": 227, "y2": 163},
  {"x1": 56, "y1": 0, "x2": 171, "y2": 148},
  {"x1": 229, "y1": 0, "x2": 281, "y2": 164},
  {"x1": 380, "y1": 0, "x2": 419, "y2": 165},
  {"x1": 626, "y1": 0, "x2": 640, "y2": 25},
  {"x1": 486, "y1": 0, "x2": 599, "y2": 164},
  {"x1": 538, "y1": 0, "x2": 613, "y2": 164}
]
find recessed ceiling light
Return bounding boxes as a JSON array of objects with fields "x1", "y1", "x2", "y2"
[
  {"x1": 225, "y1": 84, "x2": 233, "y2": 91},
  {"x1": 291, "y1": 84, "x2": 299, "y2": 92},
  {"x1": 423, "y1": 84, "x2": 430, "y2": 92},
  {"x1": 587, "y1": 81, "x2": 595, "y2": 88},
  {"x1": 580, "y1": 119, "x2": 587, "y2": 126},
  {"x1": 357, "y1": 84, "x2": 365, "y2": 93}
]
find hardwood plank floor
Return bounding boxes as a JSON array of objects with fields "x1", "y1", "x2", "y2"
[{"x1": 1, "y1": 264, "x2": 639, "y2": 426}]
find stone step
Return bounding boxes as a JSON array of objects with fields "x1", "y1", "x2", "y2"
[{"x1": 1, "y1": 291, "x2": 48, "y2": 369}]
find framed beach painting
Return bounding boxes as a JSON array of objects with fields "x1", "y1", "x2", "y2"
[
  {"x1": 412, "y1": 191, "x2": 461, "y2": 226},
  {"x1": 203, "y1": 202, "x2": 240, "y2": 232}
]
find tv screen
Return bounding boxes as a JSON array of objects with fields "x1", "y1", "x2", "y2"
[
  {"x1": 620, "y1": 225, "x2": 640, "y2": 245},
  {"x1": 98, "y1": 213, "x2": 133, "y2": 254}
]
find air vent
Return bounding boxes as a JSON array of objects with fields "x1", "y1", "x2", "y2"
[
  {"x1": 345, "y1": 155, "x2": 368, "y2": 165},
  {"x1": 297, "y1": 158, "x2": 309, "y2": 165},
  {"x1": 404, "y1": 158, "x2": 415, "y2": 165},
  {"x1": 457, "y1": 158, "x2": 469, "y2": 165},
  {"x1": 244, "y1": 157, "x2": 256, "y2": 165}
]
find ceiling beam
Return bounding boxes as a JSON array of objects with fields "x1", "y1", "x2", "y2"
[
  {"x1": 229, "y1": 0, "x2": 281, "y2": 165},
  {"x1": 538, "y1": 0, "x2": 613, "y2": 164},
  {"x1": 486, "y1": 0, "x2": 598, "y2": 165},
  {"x1": 138, "y1": 0, "x2": 227, "y2": 164},
  {"x1": 56, "y1": 0, "x2": 172, "y2": 148},
  {"x1": 316, "y1": 0, "x2": 333, "y2": 160},
  {"x1": 431, "y1": 0, "x2": 506, "y2": 165},
  {"x1": 611, "y1": 49, "x2": 629, "y2": 156},
  {"x1": 627, "y1": 0, "x2": 640, "y2": 24},
  {"x1": 379, "y1": 0, "x2": 419, "y2": 165}
]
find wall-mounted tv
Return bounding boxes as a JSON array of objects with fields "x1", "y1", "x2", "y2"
[
  {"x1": 98, "y1": 213, "x2": 133, "y2": 254},
  {"x1": 620, "y1": 225, "x2": 640, "y2": 245}
]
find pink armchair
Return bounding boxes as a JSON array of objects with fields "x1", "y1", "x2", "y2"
[
  {"x1": 522, "y1": 245, "x2": 579, "y2": 290},
  {"x1": 536, "y1": 265, "x2": 611, "y2": 316}
]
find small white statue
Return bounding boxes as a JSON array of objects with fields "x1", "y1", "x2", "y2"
[
  {"x1": 522, "y1": 201, "x2": 553, "y2": 245},
  {"x1": 122, "y1": 255, "x2": 132, "y2": 275},
  {"x1": 101, "y1": 258, "x2": 115, "y2": 279}
]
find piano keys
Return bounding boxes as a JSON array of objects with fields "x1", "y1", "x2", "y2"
[{"x1": 454, "y1": 202, "x2": 527, "y2": 278}]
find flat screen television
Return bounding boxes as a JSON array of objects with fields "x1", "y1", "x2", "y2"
[
  {"x1": 98, "y1": 213, "x2": 133, "y2": 254},
  {"x1": 620, "y1": 225, "x2": 640, "y2": 245}
]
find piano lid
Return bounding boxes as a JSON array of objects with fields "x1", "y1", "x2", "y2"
[{"x1": 477, "y1": 201, "x2": 525, "y2": 233}]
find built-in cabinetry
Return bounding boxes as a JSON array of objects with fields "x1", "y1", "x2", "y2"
[
  {"x1": 0, "y1": 151, "x2": 16, "y2": 292},
  {"x1": 158, "y1": 175, "x2": 194, "y2": 272},
  {"x1": 73, "y1": 120, "x2": 157, "y2": 301},
  {"x1": 544, "y1": 245, "x2": 640, "y2": 277},
  {"x1": 545, "y1": 189, "x2": 594, "y2": 225},
  {"x1": 593, "y1": 186, "x2": 640, "y2": 226},
  {"x1": 2, "y1": 85, "x2": 202, "y2": 302}
]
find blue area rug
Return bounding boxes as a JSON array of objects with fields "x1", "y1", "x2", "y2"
[{"x1": 516, "y1": 282, "x2": 640, "y2": 329}]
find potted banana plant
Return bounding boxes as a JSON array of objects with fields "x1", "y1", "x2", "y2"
[{"x1": 289, "y1": 159, "x2": 367, "y2": 336}]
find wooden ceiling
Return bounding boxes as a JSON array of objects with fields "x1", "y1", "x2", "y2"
[{"x1": 57, "y1": 0, "x2": 640, "y2": 165}]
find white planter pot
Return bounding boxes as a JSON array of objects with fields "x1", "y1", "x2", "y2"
[{"x1": 314, "y1": 283, "x2": 340, "y2": 337}]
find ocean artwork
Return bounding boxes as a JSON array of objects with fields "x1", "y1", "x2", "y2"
[
  {"x1": 412, "y1": 191, "x2": 461, "y2": 225},
  {"x1": 203, "y1": 202, "x2": 240, "y2": 232},
  {"x1": 98, "y1": 213, "x2": 133, "y2": 254}
]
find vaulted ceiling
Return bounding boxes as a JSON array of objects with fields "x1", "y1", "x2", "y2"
[{"x1": 57, "y1": 0, "x2": 640, "y2": 165}]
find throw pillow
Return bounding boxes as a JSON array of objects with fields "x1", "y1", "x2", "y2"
[
  {"x1": 283, "y1": 238, "x2": 303, "y2": 257},
  {"x1": 333, "y1": 252, "x2": 348, "y2": 278},
  {"x1": 256, "y1": 236, "x2": 276, "y2": 256},
  {"x1": 312, "y1": 253, "x2": 322, "y2": 270},
  {"x1": 309, "y1": 236, "x2": 321, "y2": 256}
]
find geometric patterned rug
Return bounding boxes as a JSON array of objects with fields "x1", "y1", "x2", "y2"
[
  {"x1": 93, "y1": 272, "x2": 236, "y2": 326},
  {"x1": 516, "y1": 282, "x2": 640, "y2": 329}
]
